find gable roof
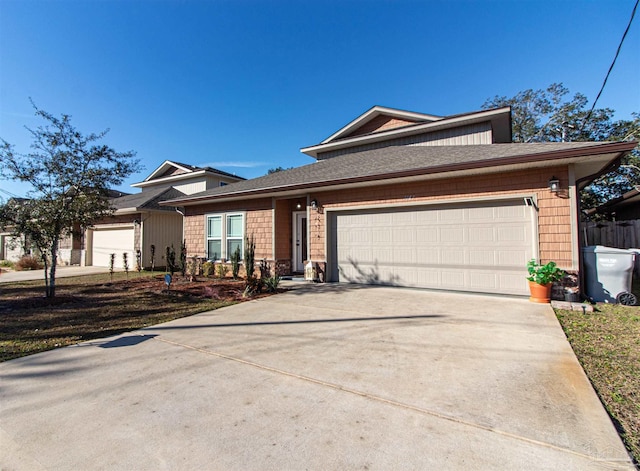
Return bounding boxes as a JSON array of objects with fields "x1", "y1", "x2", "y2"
[
  {"x1": 132, "y1": 160, "x2": 245, "y2": 189},
  {"x1": 163, "y1": 141, "x2": 637, "y2": 206},
  {"x1": 301, "y1": 106, "x2": 512, "y2": 159},
  {"x1": 111, "y1": 186, "x2": 186, "y2": 213},
  {"x1": 320, "y1": 106, "x2": 442, "y2": 144}
]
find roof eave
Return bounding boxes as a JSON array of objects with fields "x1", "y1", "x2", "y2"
[
  {"x1": 301, "y1": 107, "x2": 512, "y2": 159},
  {"x1": 165, "y1": 142, "x2": 637, "y2": 206}
]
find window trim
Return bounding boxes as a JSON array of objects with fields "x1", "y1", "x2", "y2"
[{"x1": 205, "y1": 212, "x2": 245, "y2": 261}]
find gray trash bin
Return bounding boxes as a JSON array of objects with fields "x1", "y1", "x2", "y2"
[{"x1": 582, "y1": 246, "x2": 636, "y2": 304}]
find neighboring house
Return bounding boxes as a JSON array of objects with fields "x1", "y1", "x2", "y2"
[
  {"x1": 0, "y1": 232, "x2": 27, "y2": 262},
  {"x1": 163, "y1": 105, "x2": 637, "y2": 296},
  {"x1": 588, "y1": 187, "x2": 640, "y2": 221},
  {"x1": 84, "y1": 161, "x2": 245, "y2": 268}
]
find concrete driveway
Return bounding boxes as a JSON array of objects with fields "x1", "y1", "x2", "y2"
[
  {"x1": 0, "y1": 265, "x2": 112, "y2": 283},
  {"x1": 0, "y1": 285, "x2": 634, "y2": 470}
]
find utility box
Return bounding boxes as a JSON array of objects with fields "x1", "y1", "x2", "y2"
[{"x1": 582, "y1": 246, "x2": 636, "y2": 304}]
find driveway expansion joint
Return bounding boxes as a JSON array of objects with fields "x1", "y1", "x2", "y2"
[{"x1": 153, "y1": 335, "x2": 615, "y2": 466}]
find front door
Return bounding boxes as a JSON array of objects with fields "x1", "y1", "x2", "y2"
[{"x1": 293, "y1": 211, "x2": 307, "y2": 273}]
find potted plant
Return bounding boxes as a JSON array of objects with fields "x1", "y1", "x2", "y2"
[{"x1": 526, "y1": 259, "x2": 565, "y2": 303}]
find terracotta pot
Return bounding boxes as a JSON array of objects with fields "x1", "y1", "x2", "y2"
[{"x1": 528, "y1": 280, "x2": 552, "y2": 303}]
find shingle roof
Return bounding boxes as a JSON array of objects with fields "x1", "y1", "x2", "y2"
[
  {"x1": 163, "y1": 141, "x2": 637, "y2": 205},
  {"x1": 111, "y1": 186, "x2": 186, "y2": 211}
]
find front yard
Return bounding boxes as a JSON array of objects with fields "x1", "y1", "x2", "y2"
[
  {"x1": 554, "y1": 303, "x2": 640, "y2": 466},
  {"x1": 0, "y1": 272, "x2": 259, "y2": 362}
]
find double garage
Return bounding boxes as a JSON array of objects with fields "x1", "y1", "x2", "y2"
[{"x1": 328, "y1": 199, "x2": 535, "y2": 296}]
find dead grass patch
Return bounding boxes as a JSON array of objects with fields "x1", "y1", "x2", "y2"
[{"x1": 0, "y1": 272, "x2": 277, "y2": 362}]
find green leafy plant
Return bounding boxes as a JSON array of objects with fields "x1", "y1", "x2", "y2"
[
  {"x1": 0, "y1": 260, "x2": 15, "y2": 268},
  {"x1": 526, "y1": 259, "x2": 564, "y2": 285},
  {"x1": 165, "y1": 245, "x2": 177, "y2": 276},
  {"x1": 243, "y1": 276, "x2": 263, "y2": 298},
  {"x1": 179, "y1": 240, "x2": 187, "y2": 277},
  {"x1": 216, "y1": 263, "x2": 229, "y2": 279},
  {"x1": 264, "y1": 275, "x2": 281, "y2": 293},
  {"x1": 259, "y1": 259, "x2": 270, "y2": 279},
  {"x1": 135, "y1": 250, "x2": 142, "y2": 274},
  {"x1": 231, "y1": 246, "x2": 241, "y2": 279},
  {"x1": 244, "y1": 235, "x2": 255, "y2": 280},
  {"x1": 203, "y1": 261, "x2": 214, "y2": 277}
]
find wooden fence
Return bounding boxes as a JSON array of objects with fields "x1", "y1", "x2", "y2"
[{"x1": 581, "y1": 220, "x2": 640, "y2": 249}]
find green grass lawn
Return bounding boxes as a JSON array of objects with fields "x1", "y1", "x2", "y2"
[
  {"x1": 0, "y1": 272, "x2": 242, "y2": 362},
  {"x1": 554, "y1": 301, "x2": 640, "y2": 466}
]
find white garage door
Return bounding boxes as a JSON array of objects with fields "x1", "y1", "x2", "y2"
[
  {"x1": 329, "y1": 200, "x2": 534, "y2": 295},
  {"x1": 92, "y1": 227, "x2": 135, "y2": 268},
  {"x1": 2, "y1": 236, "x2": 24, "y2": 262}
]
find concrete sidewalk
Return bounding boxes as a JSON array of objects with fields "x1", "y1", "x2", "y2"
[
  {"x1": 0, "y1": 285, "x2": 634, "y2": 470},
  {"x1": 0, "y1": 265, "x2": 111, "y2": 283}
]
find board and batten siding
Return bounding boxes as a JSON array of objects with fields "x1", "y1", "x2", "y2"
[
  {"x1": 173, "y1": 181, "x2": 207, "y2": 195},
  {"x1": 317, "y1": 123, "x2": 493, "y2": 160},
  {"x1": 141, "y1": 212, "x2": 184, "y2": 267}
]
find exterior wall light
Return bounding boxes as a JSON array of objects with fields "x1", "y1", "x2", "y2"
[
  {"x1": 311, "y1": 199, "x2": 318, "y2": 210},
  {"x1": 295, "y1": 202, "x2": 302, "y2": 210},
  {"x1": 548, "y1": 177, "x2": 560, "y2": 193}
]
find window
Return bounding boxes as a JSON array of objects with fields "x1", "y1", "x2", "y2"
[
  {"x1": 206, "y1": 213, "x2": 244, "y2": 261},
  {"x1": 207, "y1": 215, "x2": 222, "y2": 261}
]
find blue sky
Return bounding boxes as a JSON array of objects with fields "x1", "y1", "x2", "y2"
[{"x1": 1, "y1": 0, "x2": 638, "y2": 198}]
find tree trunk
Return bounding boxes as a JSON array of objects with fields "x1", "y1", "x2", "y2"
[
  {"x1": 42, "y1": 257, "x2": 50, "y2": 298},
  {"x1": 46, "y1": 244, "x2": 58, "y2": 298}
]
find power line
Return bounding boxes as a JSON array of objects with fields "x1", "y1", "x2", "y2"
[{"x1": 580, "y1": 0, "x2": 639, "y2": 133}]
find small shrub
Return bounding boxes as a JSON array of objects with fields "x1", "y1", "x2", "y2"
[
  {"x1": 150, "y1": 244, "x2": 156, "y2": 273},
  {"x1": 15, "y1": 255, "x2": 43, "y2": 271},
  {"x1": 244, "y1": 235, "x2": 256, "y2": 279},
  {"x1": 135, "y1": 250, "x2": 142, "y2": 273},
  {"x1": 264, "y1": 275, "x2": 281, "y2": 293},
  {"x1": 203, "y1": 261, "x2": 214, "y2": 277},
  {"x1": 179, "y1": 240, "x2": 187, "y2": 277},
  {"x1": 231, "y1": 246, "x2": 241, "y2": 279},
  {"x1": 243, "y1": 275, "x2": 263, "y2": 297},
  {"x1": 165, "y1": 245, "x2": 177, "y2": 276},
  {"x1": 216, "y1": 263, "x2": 229, "y2": 279},
  {"x1": 259, "y1": 259, "x2": 270, "y2": 279},
  {"x1": 109, "y1": 253, "x2": 115, "y2": 282},
  {"x1": 187, "y1": 256, "x2": 200, "y2": 281},
  {"x1": 123, "y1": 252, "x2": 129, "y2": 279},
  {"x1": 0, "y1": 260, "x2": 15, "y2": 268}
]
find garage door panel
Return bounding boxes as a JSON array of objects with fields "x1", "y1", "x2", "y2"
[
  {"x1": 331, "y1": 200, "x2": 533, "y2": 295},
  {"x1": 92, "y1": 228, "x2": 134, "y2": 268},
  {"x1": 416, "y1": 228, "x2": 438, "y2": 243},
  {"x1": 469, "y1": 250, "x2": 496, "y2": 266},
  {"x1": 469, "y1": 272, "x2": 498, "y2": 290},
  {"x1": 440, "y1": 227, "x2": 465, "y2": 243},
  {"x1": 393, "y1": 247, "x2": 414, "y2": 264}
]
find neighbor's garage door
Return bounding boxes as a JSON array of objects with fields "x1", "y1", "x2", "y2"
[
  {"x1": 329, "y1": 200, "x2": 534, "y2": 295},
  {"x1": 92, "y1": 227, "x2": 135, "y2": 268}
]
